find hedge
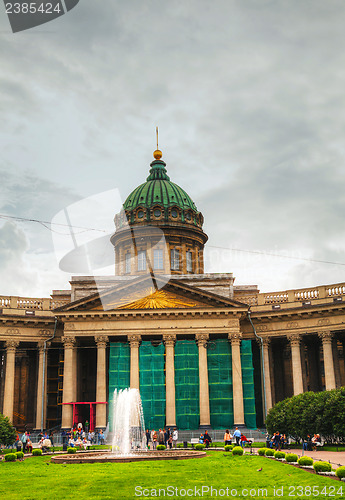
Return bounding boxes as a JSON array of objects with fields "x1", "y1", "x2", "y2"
[
  {"x1": 232, "y1": 446, "x2": 244, "y2": 456},
  {"x1": 194, "y1": 444, "x2": 205, "y2": 451},
  {"x1": 4, "y1": 453, "x2": 16, "y2": 462},
  {"x1": 15, "y1": 451, "x2": 24, "y2": 460},
  {"x1": 286, "y1": 453, "x2": 298, "y2": 463},
  {"x1": 258, "y1": 448, "x2": 267, "y2": 456},
  {"x1": 313, "y1": 461, "x2": 332, "y2": 473},
  {"x1": 265, "y1": 449, "x2": 274, "y2": 457},
  {"x1": 274, "y1": 451, "x2": 286, "y2": 459},
  {"x1": 298, "y1": 456, "x2": 313, "y2": 466},
  {"x1": 67, "y1": 447, "x2": 77, "y2": 454},
  {"x1": 335, "y1": 466, "x2": 345, "y2": 479},
  {"x1": 156, "y1": 445, "x2": 166, "y2": 450},
  {"x1": 32, "y1": 449, "x2": 42, "y2": 456}
]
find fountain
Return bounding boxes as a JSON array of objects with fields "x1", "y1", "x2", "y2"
[
  {"x1": 51, "y1": 388, "x2": 206, "y2": 463},
  {"x1": 111, "y1": 388, "x2": 146, "y2": 455}
]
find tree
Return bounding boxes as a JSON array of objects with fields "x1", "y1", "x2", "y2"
[
  {"x1": 0, "y1": 413, "x2": 17, "y2": 447},
  {"x1": 265, "y1": 388, "x2": 345, "y2": 442}
]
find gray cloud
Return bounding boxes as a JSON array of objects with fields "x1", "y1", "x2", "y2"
[{"x1": 1, "y1": 1, "x2": 345, "y2": 294}]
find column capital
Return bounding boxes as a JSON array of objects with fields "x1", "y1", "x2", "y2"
[
  {"x1": 259, "y1": 336, "x2": 271, "y2": 348},
  {"x1": 38, "y1": 341, "x2": 51, "y2": 352},
  {"x1": 163, "y1": 334, "x2": 176, "y2": 347},
  {"x1": 318, "y1": 331, "x2": 333, "y2": 343},
  {"x1": 196, "y1": 333, "x2": 209, "y2": 347},
  {"x1": 286, "y1": 333, "x2": 301, "y2": 347},
  {"x1": 228, "y1": 332, "x2": 242, "y2": 345},
  {"x1": 61, "y1": 336, "x2": 77, "y2": 348},
  {"x1": 5, "y1": 340, "x2": 19, "y2": 351},
  {"x1": 128, "y1": 334, "x2": 141, "y2": 348},
  {"x1": 94, "y1": 335, "x2": 109, "y2": 348}
]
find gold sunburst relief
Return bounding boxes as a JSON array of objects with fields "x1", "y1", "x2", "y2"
[{"x1": 118, "y1": 288, "x2": 198, "y2": 309}]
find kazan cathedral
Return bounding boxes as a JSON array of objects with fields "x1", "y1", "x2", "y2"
[{"x1": 1, "y1": 148, "x2": 345, "y2": 433}]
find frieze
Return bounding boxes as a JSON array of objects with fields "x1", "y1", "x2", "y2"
[
  {"x1": 256, "y1": 325, "x2": 268, "y2": 332},
  {"x1": 286, "y1": 322, "x2": 299, "y2": 329},
  {"x1": 38, "y1": 329, "x2": 53, "y2": 337},
  {"x1": 317, "y1": 319, "x2": 331, "y2": 326},
  {"x1": 5, "y1": 328, "x2": 19, "y2": 335}
]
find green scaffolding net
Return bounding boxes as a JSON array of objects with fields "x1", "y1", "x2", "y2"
[
  {"x1": 139, "y1": 341, "x2": 166, "y2": 430},
  {"x1": 108, "y1": 342, "x2": 130, "y2": 429},
  {"x1": 175, "y1": 340, "x2": 199, "y2": 429},
  {"x1": 207, "y1": 339, "x2": 233, "y2": 428},
  {"x1": 241, "y1": 340, "x2": 257, "y2": 429}
]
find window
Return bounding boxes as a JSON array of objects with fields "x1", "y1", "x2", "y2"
[
  {"x1": 170, "y1": 249, "x2": 180, "y2": 271},
  {"x1": 125, "y1": 253, "x2": 131, "y2": 274},
  {"x1": 153, "y1": 249, "x2": 163, "y2": 270},
  {"x1": 186, "y1": 251, "x2": 193, "y2": 272},
  {"x1": 137, "y1": 250, "x2": 146, "y2": 271},
  {"x1": 137, "y1": 210, "x2": 144, "y2": 219},
  {"x1": 154, "y1": 208, "x2": 161, "y2": 217},
  {"x1": 171, "y1": 209, "x2": 178, "y2": 218}
]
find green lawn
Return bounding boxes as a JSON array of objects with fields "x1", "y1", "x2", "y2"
[{"x1": 0, "y1": 451, "x2": 344, "y2": 499}]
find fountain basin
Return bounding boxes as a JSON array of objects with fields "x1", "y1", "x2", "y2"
[{"x1": 51, "y1": 450, "x2": 206, "y2": 464}]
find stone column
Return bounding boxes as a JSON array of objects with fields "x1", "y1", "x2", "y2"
[
  {"x1": 61, "y1": 336, "x2": 77, "y2": 429},
  {"x1": 35, "y1": 341, "x2": 50, "y2": 430},
  {"x1": 129, "y1": 335, "x2": 141, "y2": 389},
  {"x1": 261, "y1": 337, "x2": 273, "y2": 413},
  {"x1": 287, "y1": 334, "x2": 304, "y2": 395},
  {"x1": 95, "y1": 335, "x2": 109, "y2": 429},
  {"x1": 2, "y1": 340, "x2": 19, "y2": 421},
  {"x1": 228, "y1": 332, "x2": 245, "y2": 426},
  {"x1": 163, "y1": 334, "x2": 176, "y2": 427},
  {"x1": 196, "y1": 333, "x2": 210, "y2": 426},
  {"x1": 318, "y1": 331, "x2": 336, "y2": 390}
]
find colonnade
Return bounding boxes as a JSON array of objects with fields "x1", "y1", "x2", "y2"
[
  {"x1": 0, "y1": 328, "x2": 340, "y2": 429},
  {"x1": 261, "y1": 331, "x2": 338, "y2": 413},
  {"x1": 127, "y1": 331, "x2": 246, "y2": 427}
]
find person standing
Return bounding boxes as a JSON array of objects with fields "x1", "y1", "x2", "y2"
[
  {"x1": 158, "y1": 429, "x2": 164, "y2": 445},
  {"x1": 224, "y1": 429, "x2": 232, "y2": 447},
  {"x1": 172, "y1": 428, "x2": 178, "y2": 448},
  {"x1": 21, "y1": 431, "x2": 28, "y2": 453},
  {"x1": 145, "y1": 429, "x2": 151, "y2": 449},
  {"x1": 233, "y1": 427, "x2": 241, "y2": 446},
  {"x1": 151, "y1": 429, "x2": 157, "y2": 450},
  {"x1": 203, "y1": 430, "x2": 212, "y2": 449}
]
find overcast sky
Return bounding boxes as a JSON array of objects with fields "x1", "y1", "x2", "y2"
[{"x1": 1, "y1": 0, "x2": 345, "y2": 297}]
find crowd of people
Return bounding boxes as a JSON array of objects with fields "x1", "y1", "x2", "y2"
[
  {"x1": 302, "y1": 434, "x2": 322, "y2": 451},
  {"x1": 265, "y1": 432, "x2": 289, "y2": 450},
  {"x1": 223, "y1": 427, "x2": 253, "y2": 448},
  {"x1": 63, "y1": 423, "x2": 106, "y2": 449},
  {"x1": 145, "y1": 427, "x2": 178, "y2": 449}
]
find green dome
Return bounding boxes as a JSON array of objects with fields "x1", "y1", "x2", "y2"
[{"x1": 123, "y1": 159, "x2": 198, "y2": 212}]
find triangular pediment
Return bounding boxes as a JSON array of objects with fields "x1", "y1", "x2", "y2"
[{"x1": 54, "y1": 275, "x2": 248, "y2": 313}]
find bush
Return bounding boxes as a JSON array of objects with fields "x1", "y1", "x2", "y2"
[
  {"x1": 194, "y1": 444, "x2": 205, "y2": 451},
  {"x1": 298, "y1": 456, "x2": 314, "y2": 466},
  {"x1": 274, "y1": 451, "x2": 286, "y2": 459},
  {"x1": 313, "y1": 461, "x2": 332, "y2": 473},
  {"x1": 258, "y1": 448, "x2": 267, "y2": 456},
  {"x1": 265, "y1": 449, "x2": 274, "y2": 456},
  {"x1": 156, "y1": 445, "x2": 166, "y2": 450},
  {"x1": 224, "y1": 445, "x2": 232, "y2": 452},
  {"x1": 335, "y1": 466, "x2": 345, "y2": 479},
  {"x1": 4, "y1": 453, "x2": 16, "y2": 462},
  {"x1": 232, "y1": 446, "x2": 244, "y2": 456},
  {"x1": 32, "y1": 449, "x2": 42, "y2": 456},
  {"x1": 67, "y1": 447, "x2": 77, "y2": 454},
  {"x1": 177, "y1": 443, "x2": 184, "y2": 448},
  {"x1": 15, "y1": 451, "x2": 24, "y2": 460},
  {"x1": 285, "y1": 453, "x2": 298, "y2": 463}
]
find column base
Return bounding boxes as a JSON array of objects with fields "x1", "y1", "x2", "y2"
[
  {"x1": 233, "y1": 423, "x2": 246, "y2": 428},
  {"x1": 199, "y1": 424, "x2": 212, "y2": 430}
]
